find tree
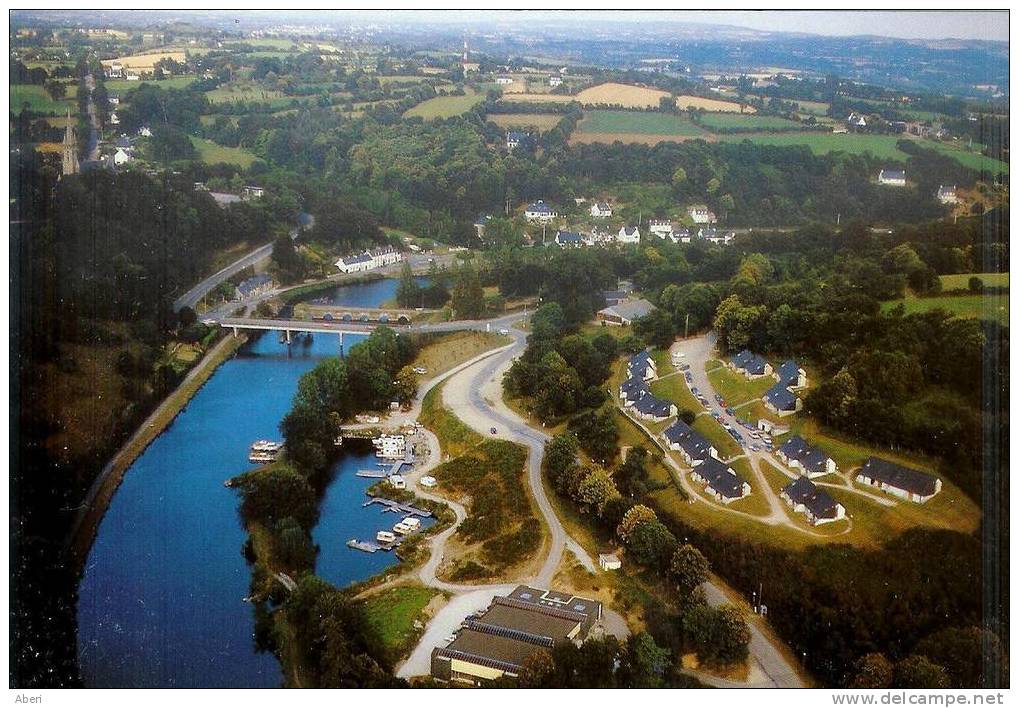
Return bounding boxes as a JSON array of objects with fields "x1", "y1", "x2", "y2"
[
  {"x1": 849, "y1": 653, "x2": 894, "y2": 688},
  {"x1": 177, "y1": 305, "x2": 197, "y2": 328},
  {"x1": 237, "y1": 464, "x2": 318, "y2": 529},
  {"x1": 915, "y1": 627, "x2": 1005, "y2": 688},
  {"x1": 518, "y1": 650, "x2": 555, "y2": 687},
  {"x1": 395, "y1": 262, "x2": 421, "y2": 308},
  {"x1": 671, "y1": 167, "x2": 688, "y2": 187},
  {"x1": 450, "y1": 262, "x2": 485, "y2": 319},
  {"x1": 616, "y1": 504, "x2": 657, "y2": 542},
  {"x1": 893, "y1": 655, "x2": 951, "y2": 689},
  {"x1": 575, "y1": 467, "x2": 620, "y2": 515},
  {"x1": 44, "y1": 79, "x2": 66, "y2": 101},
  {"x1": 567, "y1": 408, "x2": 619, "y2": 463},
  {"x1": 147, "y1": 123, "x2": 197, "y2": 163},
  {"x1": 621, "y1": 632, "x2": 671, "y2": 688},
  {"x1": 669, "y1": 544, "x2": 710, "y2": 596},
  {"x1": 392, "y1": 366, "x2": 418, "y2": 405},
  {"x1": 713, "y1": 605, "x2": 751, "y2": 665},
  {"x1": 626, "y1": 518, "x2": 676, "y2": 567},
  {"x1": 271, "y1": 233, "x2": 305, "y2": 284},
  {"x1": 968, "y1": 276, "x2": 984, "y2": 293}
]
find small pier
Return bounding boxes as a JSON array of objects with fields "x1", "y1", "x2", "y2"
[
  {"x1": 346, "y1": 537, "x2": 402, "y2": 553},
  {"x1": 356, "y1": 469, "x2": 389, "y2": 479},
  {"x1": 363, "y1": 496, "x2": 433, "y2": 518}
]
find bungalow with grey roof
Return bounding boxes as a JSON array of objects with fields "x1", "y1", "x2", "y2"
[
  {"x1": 589, "y1": 202, "x2": 613, "y2": 218},
  {"x1": 632, "y1": 394, "x2": 676, "y2": 422},
  {"x1": 781, "y1": 477, "x2": 845, "y2": 526},
  {"x1": 878, "y1": 169, "x2": 906, "y2": 186},
  {"x1": 691, "y1": 458, "x2": 750, "y2": 504},
  {"x1": 856, "y1": 457, "x2": 941, "y2": 503},
  {"x1": 776, "y1": 436, "x2": 837, "y2": 478},
  {"x1": 627, "y1": 350, "x2": 657, "y2": 381},
  {"x1": 662, "y1": 419, "x2": 717, "y2": 464},
  {"x1": 598, "y1": 298, "x2": 656, "y2": 326},
  {"x1": 619, "y1": 376, "x2": 650, "y2": 404},
  {"x1": 775, "y1": 360, "x2": 807, "y2": 389},
  {"x1": 554, "y1": 230, "x2": 585, "y2": 248},
  {"x1": 763, "y1": 382, "x2": 802, "y2": 416},
  {"x1": 729, "y1": 350, "x2": 773, "y2": 379}
]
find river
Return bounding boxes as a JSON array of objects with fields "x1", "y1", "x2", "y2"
[{"x1": 77, "y1": 278, "x2": 420, "y2": 687}]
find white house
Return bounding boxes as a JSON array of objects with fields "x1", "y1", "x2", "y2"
[
  {"x1": 669, "y1": 228, "x2": 692, "y2": 244},
  {"x1": 699, "y1": 228, "x2": 734, "y2": 245},
  {"x1": 112, "y1": 148, "x2": 131, "y2": 165},
  {"x1": 688, "y1": 206, "x2": 717, "y2": 224},
  {"x1": 776, "y1": 435, "x2": 838, "y2": 478},
  {"x1": 598, "y1": 553, "x2": 621, "y2": 571},
  {"x1": 847, "y1": 112, "x2": 867, "y2": 128},
  {"x1": 549, "y1": 75, "x2": 563, "y2": 87},
  {"x1": 524, "y1": 200, "x2": 557, "y2": 222},
  {"x1": 856, "y1": 457, "x2": 942, "y2": 503},
  {"x1": 937, "y1": 185, "x2": 959, "y2": 204},
  {"x1": 335, "y1": 246, "x2": 403, "y2": 274},
  {"x1": 506, "y1": 131, "x2": 527, "y2": 150},
  {"x1": 590, "y1": 202, "x2": 613, "y2": 218},
  {"x1": 617, "y1": 225, "x2": 641, "y2": 244},
  {"x1": 109, "y1": 111, "x2": 120, "y2": 126},
  {"x1": 242, "y1": 185, "x2": 265, "y2": 199},
  {"x1": 138, "y1": 126, "x2": 152, "y2": 137},
  {"x1": 373, "y1": 434, "x2": 406, "y2": 459},
  {"x1": 648, "y1": 219, "x2": 674, "y2": 237},
  {"x1": 878, "y1": 169, "x2": 907, "y2": 187},
  {"x1": 495, "y1": 76, "x2": 514, "y2": 85},
  {"x1": 690, "y1": 458, "x2": 751, "y2": 504},
  {"x1": 781, "y1": 477, "x2": 845, "y2": 526}
]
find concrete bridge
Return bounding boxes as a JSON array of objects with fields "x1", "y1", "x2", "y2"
[{"x1": 303, "y1": 306, "x2": 428, "y2": 326}]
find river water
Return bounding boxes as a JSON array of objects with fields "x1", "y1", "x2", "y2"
[{"x1": 77, "y1": 277, "x2": 422, "y2": 687}]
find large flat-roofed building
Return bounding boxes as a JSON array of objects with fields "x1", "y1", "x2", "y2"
[{"x1": 431, "y1": 586, "x2": 602, "y2": 685}]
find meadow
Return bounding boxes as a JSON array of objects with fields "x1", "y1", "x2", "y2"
[
  {"x1": 10, "y1": 84, "x2": 75, "y2": 115},
  {"x1": 939, "y1": 272, "x2": 1009, "y2": 289},
  {"x1": 574, "y1": 82, "x2": 672, "y2": 109},
  {"x1": 698, "y1": 112, "x2": 806, "y2": 132},
  {"x1": 403, "y1": 90, "x2": 485, "y2": 119},
  {"x1": 577, "y1": 109, "x2": 707, "y2": 136},
  {"x1": 488, "y1": 113, "x2": 564, "y2": 131},
  {"x1": 880, "y1": 293, "x2": 1009, "y2": 325},
  {"x1": 189, "y1": 136, "x2": 258, "y2": 168}
]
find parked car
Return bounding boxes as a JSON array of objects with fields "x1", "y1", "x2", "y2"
[
  {"x1": 725, "y1": 407, "x2": 735, "y2": 416},
  {"x1": 490, "y1": 427, "x2": 498, "y2": 434},
  {"x1": 685, "y1": 373, "x2": 693, "y2": 383},
  {"x1": 712, "y1": 412, "x2": 722, "y2": 420},
  {"x1": 750, "y1": 443, "x2": 761, "y2": 452},
  {"x1": 498, "y1": 328, "x2": 509, "y2": 335},
  {"x1": 691, "y1": 387, "x2": 699, "y2": 394},
  {"x1": 714, "y1": 394, "x2": 723, "y2": 403}
]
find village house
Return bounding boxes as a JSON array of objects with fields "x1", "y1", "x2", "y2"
[
  {"x1": 589, "y1": 201, "x2": 613, "y2": 218},
  {"x1": 688, "y1": 206, "x2": 717, "y2": 224},
  {"x1": 662, "y1": 419, "x2": 718, "y2": 465},
  {"x1": 506, "y1": 130, "x2": 527, "y2": 150},
  {"x1": 619, "y1": 377, "x2": 650, "y2": 405},
  {"x1": 598, "y1": 298, "x2": 656, "y2": 326},
  {"x1": 781, "y1": 477, "x2": 846, "y2": 526},
  {"x1": 598, "y1": 554, "x2": 621, "y2": 571},
  {"x1": 524, "y1": 200, "x2": 557, "y2": 222},
  {"x1": 234, "y1": 273, "x2": 274, "y2": 301},
  {"x1": 474, "y1": 214, "x2": 492, "y2": 239},
  {"x1": 334, "y1": 245, "x2": 403, "y2": 274},
  {"x1": 856, "y1": 457, "x2": 942, "y2": 503},
  {"x1": 549, "y1": 75, "x2": 563, "y2": 87},
  {"x1": 109, "y1": 111, "x2": 120, "y2": 126},
  {"x1": 775, "y1": 359, "x2": 807, "y2": 389},
  {"x1": 554, "y1": 230, "x2": 585, "y2": 248},
  {"x1": 729, "y1": 350, "x2": 773, "y2": 379},
  {"x1": 937, "y1": 185, "x2": 959, "y2": 204},
  {"x1": 763, "y1": 382, "x2": 802, "y2": 416},
  {"x1": 846, "y1": 112, "x2": 867, "y2": 128},
  {"x1": 648, "y1": 219, "x2": 674, "y2": 237},
  {"x1": 602, "y1": 289, "x2": 628, "y2": 307},
  {"x1": 669, "y1": 227, "x2": 692, "y2": 244},
  {"x1": 776, "y1": 435, "x2": 837, "y2": 478},
  {"x1": 138, "y1": 126, "x2": 152, "y2": 137},
  {"x1": 878, "y1": 169, "x2": 907, "y2": 187},
  {"x1": 617, "y1": 225, "x2": 641, "y2": 244},
  {"x1": 495, "y1": 76, "x2": 514, "y2": 85},
  {"x1": 690, "y1": 458, "x2": 751, "y2": 504},
  {"x1": 241, "y1": 185, "x2": 265, "y2": 199},
  {"x1": 112, "y1": 147, "x2": 131, "y2": 166},
  {"x1": 699, "y1": 227, "x2": 734, "y2": 245},
  {"x1": 632, "y1": 393, "x2": 677, "y2": 422}
]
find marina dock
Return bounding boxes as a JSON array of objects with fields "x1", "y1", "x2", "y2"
[
  {"x1": 363, "y1": 496, "x2": 433, "y2": 518},
  {"x1": 356, "y1": 469, "x2": 389, "y2": 478},
  {"x1": 346, "y1": 537, "x2": 402, "y2": 553}
]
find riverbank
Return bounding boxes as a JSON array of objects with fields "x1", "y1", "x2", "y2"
[{"x1": 66, "y1": 332, "x2": 249, "y2": 573}]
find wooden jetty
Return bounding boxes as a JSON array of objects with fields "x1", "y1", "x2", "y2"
[
  {"x1": 363, "y1": 497, "x2": 433, "y2": 518},
  {"x1": 346, "y1": 537, "x2": 401, "y2": 553},
  {"x1": 356, "y1": 469, "x2": 389, "y2": 479}
]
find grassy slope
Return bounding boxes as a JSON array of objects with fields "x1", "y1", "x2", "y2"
[
  {"x1": 577, "y1": 109, "x2": 708, "y2": 136},
  {"x1": 404, "y1": 90, "x2": 485, "y2": 119},
  {"x1": 189, "y1": 136, "x2": 258, "y2": 168},
  {"x1": 880, "y1": 293, "x2": 1009, "y2": 325},
  {"x1": 11, "y1": 84, "x2": 75, "y2": 115},
  {"x1": 357, "y1": 584, "x2": 441, "y2": 660},
  {"x1": 939, "y1": 272, "x2": 1009, "y2": 289},
  {"x1": 698, "y1": 113, "x2": 805, "y2": 131},
  {"x1": 707, "y1": 366, "x2": 776, "y2": 407}
]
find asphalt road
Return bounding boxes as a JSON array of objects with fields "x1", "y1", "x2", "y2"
[{"x1": 173, "y1": 241, "x2": 274, "y2": 312}]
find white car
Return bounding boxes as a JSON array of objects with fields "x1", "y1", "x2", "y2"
[
  {"x1": 420, "y1": 476, "x2": 437, "y2": 488},
  {"x1": 498, "y1": 328, "x2": 509, "y2": 335},
  {"x1": 413, "y1": 366, "x2": 428, "y2": 374}
]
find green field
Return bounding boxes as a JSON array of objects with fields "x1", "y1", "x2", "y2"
[
  {"x1": 707, "y1": 366, "x2": 776, "y2": 407},
  {"x1": 403, "y1": 91, "x2": 485, "y2": 119},
  {"x1": 939, "y1": 272, "x2": 1009, "y2": 290},
  {"x1": 189, "y1": 136, "x2": 258, "y2": 168},
  {"x1": 576, "y1": 110, "x2": 707, "y2": 136},
  {"x1": 105, "y1": 76, "x2": 197, "y2": 92},
  {"x1": 795, "y1": 100, "x2": 830, "y2": 116},
  {"x1": 718, "y1": 132, "x2": 1009, "y2": 174},
  {"x1": 10, "y1": 84, "x2": 74, "y2": 115},
  {"x1": 691, "y1": 415, "x2": 742, "y2": 460},
  {"x1": 358, "y1": 584, "x2": 440, "y2": 658},
  {"x1": 881, "y1": 293, "x2": 1009, "y2": 325},
  {"x1": 698, "y1": 113, "x2": 806, "y2": 132}
]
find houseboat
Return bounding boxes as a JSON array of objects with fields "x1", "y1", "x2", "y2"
[
  {"x1": 248, "y1": 440, "x2": 284, "y2": 463},
  {"x1": 376, "y1": 530, "x2": 397, "y2": 544}
]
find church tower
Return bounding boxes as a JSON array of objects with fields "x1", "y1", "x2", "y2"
[{"x1": 61, "y1": 109, "x2": 79, "y2": 176}]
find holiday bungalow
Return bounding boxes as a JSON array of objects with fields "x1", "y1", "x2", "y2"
[
  {"x1": 627, "y1": 350, "x2": 657, "y2": 381},
  {"x1": 775, "y1": 359, "x2": 807, "y2": 389},
  {"x1": 763, "y1": 383, "x2": 802, "y2": 416},
  {"x1": 598, "y1": 298, "x2": 656, "y2": 326},
  {"x1": 776, "y1": 435, "x2": 837, "y2": 478},
  {"x1": 856, "y1": 457, "x2": 942, "y2": 503},
  {"x1": 878, "y1": 169, "x2": 907, "y2": 187},
  {"x1": 781, "y1": 477, "x2": 845, "y2": 526},
  {"x1": 688, "y1": 206, "x2": 717, "y2": 224},
  {"x1": 662, "y1": 419, "x2": 718, "y2": 465},
  {"x1": 590, "y1": 202, "x2": 613, "y2": 218},
  {"x1": 617, "y1": 225, "x2": 641, "y2": 244},
  {"x1": 632, "y1": 393, "x2": 677, "y2": 422},
  {"x1": 729, "y1": 350, "x2": 773, "y2": 379},
  {"x1": 690, "y1": 458, "x2": 751, "y2": 504},
  {"x1": 554, "y1": 230, "x2": 585, "y2": 248}
]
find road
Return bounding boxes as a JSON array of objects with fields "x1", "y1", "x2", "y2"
[{"x1": 173, "y1": 242, "x2": 275, "y2": 312}]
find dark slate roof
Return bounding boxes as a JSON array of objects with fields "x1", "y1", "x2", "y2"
[
  {"x1": 603, "y1": 299, "x2": 656, "y2": 322},
  {"x1": 526, "y1": 201, "x2": 554, "y2": 214},
  {"x1": 777, "y1": 435, "x2": 831, "y2": 476},
  {"x1": 474, "y1": 214, "x2": 492, "y2": 226},
  {"x1": 663, "y1": 420, "x2": 714, "y2": 460},
  {"x1": 782, "y1": 477, "x2": 840, "y2": 520},
  {"x1": 860, "y1": 457, "x2": 939, "y2": 497},
  {"x1": 594, "y1": 202, "x2": 611, "y2": 211},
  {"x1": 633, "y1": 394, "x2": 672, "y2": 417},
  {"x1": 764, "y1": 383, "x2": 798, "y2": 411},
  {"x1": 603, "y1": 290, "x2": 627, "y2": 304},
  {"x1": 776, "y1": 360, "x2": 803, "y2": 386},
  {"x1": 619, "y1": 376, "x2": 647, "y2": 396},
  {"x1": 881, "y1": 168, "x2": 906, "y2": 180},
  {"x1": 696, "y1": 458, "x2": 748, "y2": 500},
  {"x1": 621, "y1": 225, "x2": 639, "y2": 235},
  {"x1": 115, "y1": 136, "x2": 132, "y2": 148},
  {"x1": 555, "y1": 230, "x2": 583, "y2": 243},
  {"x1": 507, "y1": 131, "x2": 527, "y2": 142},
  {"x1": 731, "y1": 349, "x2": 769, "y2": 375},
  {"x1": 341, "y1": 252, "x2": 373, "y2": 265},
  {"x1": 237, "y1": 273, "x2": 272, "y2": 297}
]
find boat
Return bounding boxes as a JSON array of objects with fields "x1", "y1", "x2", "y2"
[
  {"x1": 393, "y1": 521, "x2": 413, "y2": 535},
  {"x1": 248, "y1": 439, "x2": 284, "y2": 463},
  {"x1": 376, "y1": 531, "x2": 397, "y2": 544},
  {"x1": 420, "y1": 475, "x2": 437, "y2": 488},
  {"x1": 401, "y1": 517, "x2": 421, "y2": 531}
]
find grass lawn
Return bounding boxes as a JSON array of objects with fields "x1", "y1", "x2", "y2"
[
  {"x1": 577, "y1": 109, "x2": 708, "y2": 136},
  {"x1": 488, "y1": 113, "x2": 564, "y2": 131},
  {"x1": 358, "y1": 584, "x2": 441, "y2": 658},
  {"x1": 10, "y1": 84, "x2": 74, "y2": 115},
  {"x1": 707, "y1": 366, "x2": 775, "y2": 406},
  {"x1": 691, "y1": 416, "x2": 742, "y2": 460},
  {"x1": 419, "y1": 383, "x2": 484, "y2": 458},
  {"x1": 403, "y1": 90, "x2": 485, "y2": 119},
  {"x1": 726, "y1": 459, "x2": 771, "y2": 517},
  {"x1": 189, "y1": 136, "x2": 258, "y2": 168},
  {"x1": 649, "y1": 374, "x2": 703, "y2": 416},
  {"x1": 880, "y1": 293, "x2": 1009, "y2": 325},
  {"x1": 580, "y1": 322, "x2": 633, "y2": 340},
  {"x1": 411, "y1": 331, "x2": 509, "y2": 381},
  {"x1": 939, "y1": 272, "x2": 1009, "y2": 290},
  {"x1": 698, "y1": 113, "x2": 806, "y2": 132}
]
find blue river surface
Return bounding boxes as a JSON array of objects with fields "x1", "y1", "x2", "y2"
[
  {"x1": 305, "y1": 275, "x2": 429, "y2": 309},
  {"x1": 77, "y1": 281, "x2": 424, "y2": 688}
]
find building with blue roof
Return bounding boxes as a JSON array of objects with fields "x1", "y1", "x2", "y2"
[
  {"x1": 776, "y1": 435, "x2": 836, "y2": 478},
  {"x1": 632, "y1": 393, "x2": 676, "y2": 422},
  {"x1": 662, "y1": 419, "x2": 717, "y2": 465},
  {"x1": 729, "y1": 349, "x2": 772, "y2": 379},
  {"x1": 763, "y1": 382, "x2": 801, "y2": 416},
  {"x1": 781, "y1": 477, "x2": 845, "y2": 525},
  {"x1": 775, "y1": 360, "x2": 807, "y2": 389},
  {"x1": 690, "y1": 457, "x2": 750, "y2": 504}
]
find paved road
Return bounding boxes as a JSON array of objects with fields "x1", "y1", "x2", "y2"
[{"x1": 174, "y1": 242, "x2": 274, "y2": 312}]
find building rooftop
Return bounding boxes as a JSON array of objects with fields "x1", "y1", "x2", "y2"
[
  {"x1": 602, "y1": 298, "x2": 656, "y2": 322},
  {"x1": 777, "y1": 435, "x2": 831, "y2": 476},
  {"x1": 695, "y1": 458, "x2": 748, "y2": 500},
  {"x1": 764, "y1": 383, "x2": 798, "y2": 411},
  {"x1": 782, "y1": 477, "x2": 840, "y2": 520},
  {"x1": 860, "y1": 457, "x2": 939, "y2": 497},
  {"x1": 776, "y1": 359, "x2": 804, "y2": 386}
]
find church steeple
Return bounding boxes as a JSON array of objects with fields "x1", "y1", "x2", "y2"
[{"x1": 61, "y1": 108, "x2": 79, "y2": 176}]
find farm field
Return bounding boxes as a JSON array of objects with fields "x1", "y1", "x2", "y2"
[
  {"x1": 576, "y1": 109, "x2": 707, "y2": 136},
  {"x1": 10, "y1": 84, "x2": 74, "y2": 115},
  {"x1": 205, "y1": 83, "x2": 287, "y2": 104},
  {"x1": 939, "y1": 272, "x2": 1009, "y2": 289},
  {"x1": 106, "y1": 76, "x2": 197, "y2": 92},
  {"x1": 574, "y1": 82, "x2": 671, "y2": 108},
  {"x1": 403, "y1": 90, "x2": 485, "y2": 119},
  {"x1": 377, "y1": 75, "x2": 435, "y2": 86},
  {"x1": 498, "y1": 92, "x2": 574, "y2": 104},
  {"x1": 794, "y1": 99, "x2": 830, "y2": 115},
  {"x1": 675, "y1": 94, "x2": 754, "y2": 113},
  {"x1": 880, "y1": 293, "x2": 1009, "y2": 325},
  {"x1": 189, "y1": 136, "x2": 258, "y2": 168},
  {"x1": 101, "y1": 50, "x2": 186, "y2": 72},
  {"x1": 488, "y1": 113, "x2": 564, "y2": 131},
  {"x1": 698, "y1": 112, "x2": 806, "y2": 132}
]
